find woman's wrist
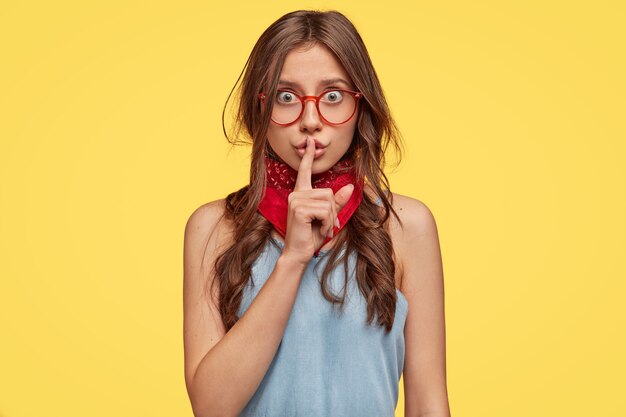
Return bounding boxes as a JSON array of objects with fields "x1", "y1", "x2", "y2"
[{"x1": 276, "y1": 251, "x2": 310, "y2": 274}]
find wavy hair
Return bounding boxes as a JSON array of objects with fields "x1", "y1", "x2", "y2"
[{"x1": 207, "y1": 9, "x2": 406, "y2": 333}]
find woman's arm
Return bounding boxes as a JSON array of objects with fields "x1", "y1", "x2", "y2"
[
  {"x1": 394, "y1": 196, "x2": 451, "y2": 417},
  {"x1": 183, "y1": 200, "x2": 308, "y2": 417}
]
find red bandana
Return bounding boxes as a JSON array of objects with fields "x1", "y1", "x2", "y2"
[{"x1": 257, "y1": 155, "x2": 364, "y2": 257}]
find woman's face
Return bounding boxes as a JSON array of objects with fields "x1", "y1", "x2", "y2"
[{"x1": 265, "y1": 43, "x2": 359, "y2": 174}]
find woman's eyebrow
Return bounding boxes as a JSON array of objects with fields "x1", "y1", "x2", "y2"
[{"x1": 278, "y1": 78, "x2": 351, "y2": 87}]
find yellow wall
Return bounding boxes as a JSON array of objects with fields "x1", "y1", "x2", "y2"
[{"x1": 1, "y1": 1, "x2": 624, "y2": 416}]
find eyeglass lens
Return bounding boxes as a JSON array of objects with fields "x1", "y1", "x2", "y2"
[{"x1": 271, "y1": 90, "x2": 357, "y2": 124}]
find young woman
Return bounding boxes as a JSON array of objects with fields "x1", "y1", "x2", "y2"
[{"x1": 183, "y1": 9, "x2": 450, "y2": 417}]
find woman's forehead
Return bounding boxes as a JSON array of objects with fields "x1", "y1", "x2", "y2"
[{"x1": 278, "y1": 44, "x2": 353, "y2": 88}]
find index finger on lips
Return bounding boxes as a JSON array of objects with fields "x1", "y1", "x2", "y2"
[{"x1": 294, "y1": 136, "x2": 314, "y2": 191}]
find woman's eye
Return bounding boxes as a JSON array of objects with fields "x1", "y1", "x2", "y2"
[
  {"x1": 276, "y1": 91, "x2": 296, "y2": 103},
  {"x1": 322, "y1": 90, "x2": 343, "y2": 103}
]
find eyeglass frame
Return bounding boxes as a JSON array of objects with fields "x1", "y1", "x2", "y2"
[{"x1": 258, "y1": 89, "x2": 363, "y2": 126}]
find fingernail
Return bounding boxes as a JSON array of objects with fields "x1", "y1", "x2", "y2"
[{"x1": 335, "y1": 217, "x2": 340, "y2": 228}]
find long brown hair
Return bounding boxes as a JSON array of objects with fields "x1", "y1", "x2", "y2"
[{"x1": 208, "y1": 9, "x2": 405, "y2": 333}]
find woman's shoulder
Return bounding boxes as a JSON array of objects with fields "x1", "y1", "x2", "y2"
[
  {"x1": 185, "y1": 198, "x2": 227, "y2": 232},
  {"x1": 184, "y1": 198, "x2": 236, "y2": 256},
  {"x1": 362, "y1": 185, "x2": 434, "y2": 227},
  {"x1": 366, "y1": 188, "x2": 438, "y2": 288},
  {"x1": 385, "y1": 191, "x2": 438, "y2": 246},
  {"x1": 389, "y1": 192, "x2": 434, "y2": 220}
]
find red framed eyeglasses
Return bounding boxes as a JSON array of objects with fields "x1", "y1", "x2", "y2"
[{"x1": 258, "y1": 89, "x2": 363, "y2": 126}]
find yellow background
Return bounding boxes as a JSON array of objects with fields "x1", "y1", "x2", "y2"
[{"x1": 1, "y1": 1, "x2": 624, "y2": 416}]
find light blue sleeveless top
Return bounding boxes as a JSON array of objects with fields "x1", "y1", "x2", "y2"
[{"x1": 236, "y1": 218, "x2": 409, "y2": 416}]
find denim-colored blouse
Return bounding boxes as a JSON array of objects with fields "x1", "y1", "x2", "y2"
[{"x1": 236, "y1": 221, "x2": 409, "y2": 417}]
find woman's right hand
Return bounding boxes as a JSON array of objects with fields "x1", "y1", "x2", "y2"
[{"x1": 281, "y1": 136, "x2": 355, "y2": 265}]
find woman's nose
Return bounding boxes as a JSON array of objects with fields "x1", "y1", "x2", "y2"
[{"x1": 299, "y1": 99, "x2": 323, "y2": 130}]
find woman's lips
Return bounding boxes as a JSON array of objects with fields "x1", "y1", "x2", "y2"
[
  {"x1": 296, "y1": 137, "x2": 326, "y2": 149},
  {"x1": 296, "y1": 146, "x2": 326, "y2": 159}
]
